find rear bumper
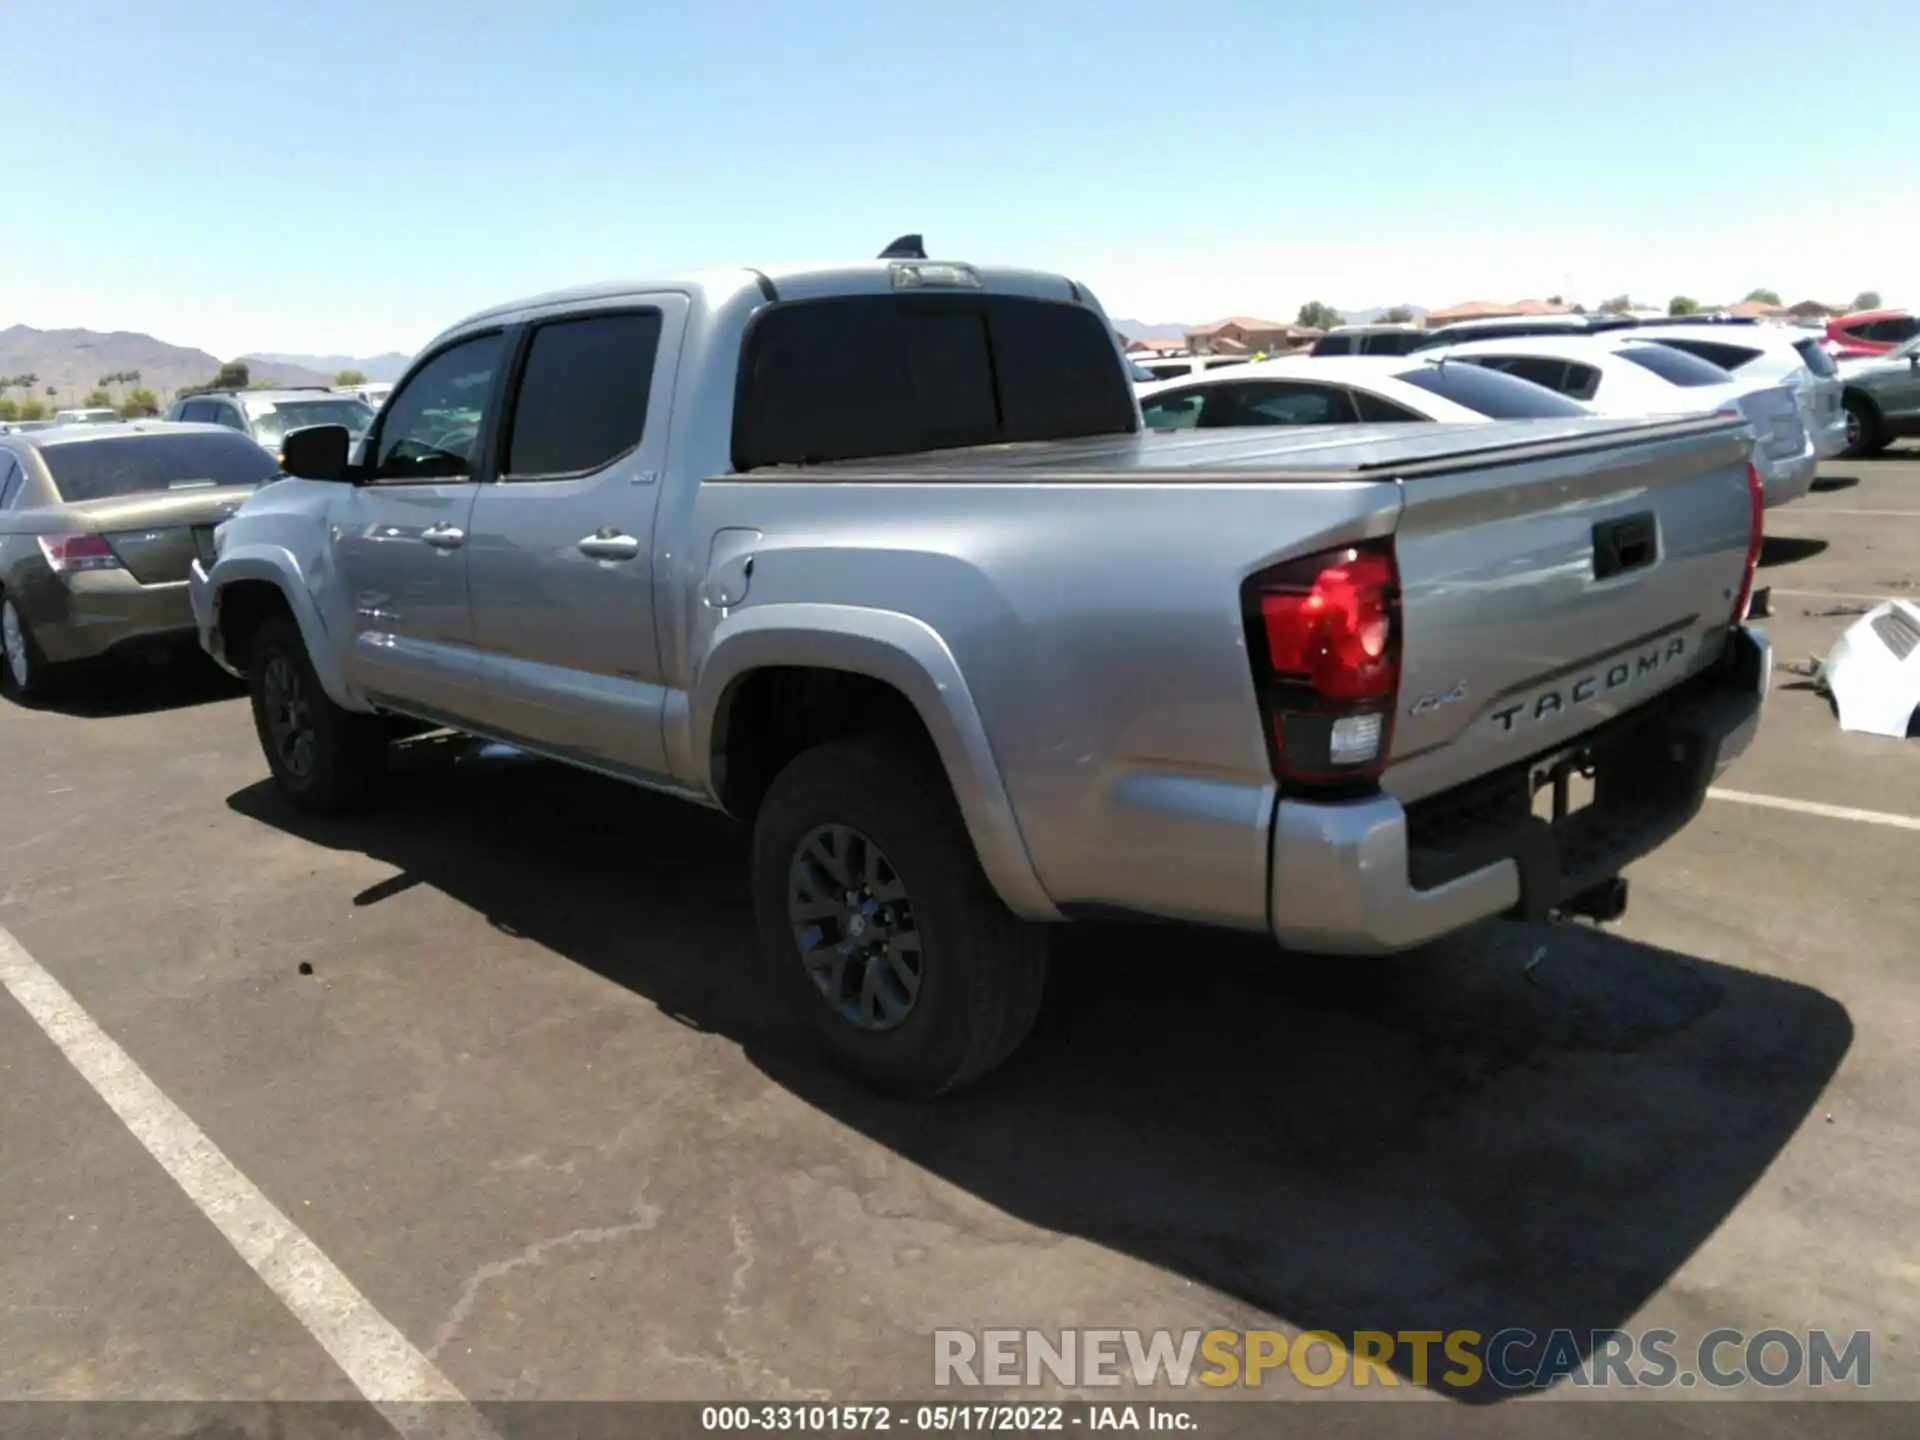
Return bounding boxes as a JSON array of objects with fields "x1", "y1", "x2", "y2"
[
  {"x1": 13, "y1": 567, "x2": 198, "y2": 664},
  {"x1": 1268, "y1": 625, "x2": 1770, "y2": 956},
  {"x1": 1760, "y1": 440, "x2": 1818, "y2": 508},
  {"x1": 1811, "y1": 411, "x2": 1849, "y2": 461}
]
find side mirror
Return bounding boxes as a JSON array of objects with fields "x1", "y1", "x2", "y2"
[{"x1": 279, "y1": 424, "x2": 352, "y2": 481}]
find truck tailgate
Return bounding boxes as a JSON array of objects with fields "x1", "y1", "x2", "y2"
[{"x1": 1382, "y1": 419, "x2": 1755, "y2": 804}]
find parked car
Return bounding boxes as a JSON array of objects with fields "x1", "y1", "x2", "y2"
[
  {"x1": 192, "y1": 250, "x2": 1769, "y2": 1096},
  {"x1": 164, "y1": 388, "x2": 375, "y2": 465},
  {"x1": 1419, "y1": 335, "x2": 1817, "y2": 507},
  {"x1": 52, "y1": 407, "x2": 124, "y2": 426},
  {"x1": 0, "y1": 420, "x2": 57, "y2": 434},
  {"x1": 1136, "y1": 355, "x2": 1591, "y2": 430},
  {"x1": 1832, "y1": 333, "x2": 1920, "y2": 457},
  {"x1": 1409, "y1": 313, "x2": 1640, "y2": 352},
  {"x1": 1824, "y1": 309, "x2": 1919, "y2": 361},
  {"x1": 1309, "y1": 324, "x2": 1428, "y2": 357},
  {"x1": 1134, "y1": 354, "x2": 1255, "y2": 382},
  {"x1": 0, "y1": 422, "x2": 280, "y2": 700},
  {"x1": 1629, "y1": 322, "x2": 1847, "y2": 459}
]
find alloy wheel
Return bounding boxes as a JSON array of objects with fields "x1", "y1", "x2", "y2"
[
  {"x1": 260, "y1": 653, "x2": 317, "y2": 780},
  {"x1": 1, "y1": 601, "x2": 28, "y2": 692},
  {"x1": 786, "y1": 823, "x2": 923, "y2": 1032}
]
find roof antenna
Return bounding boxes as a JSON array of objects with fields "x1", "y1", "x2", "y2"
[{"x1": 879, "y1": 234, "x2": 927, "y2": 260}]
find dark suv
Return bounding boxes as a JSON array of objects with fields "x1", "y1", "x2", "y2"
[{"x1": 164, "y1": 388, "x2": 374, "y2": 463}]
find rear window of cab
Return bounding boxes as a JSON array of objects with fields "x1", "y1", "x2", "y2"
[{"x1": 731, "y1": 294, "x2": 1138, "y2": 471}]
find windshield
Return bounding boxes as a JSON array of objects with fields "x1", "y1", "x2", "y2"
[
  {"x1": 39, "y1": 430, "x2": 280, "y2": 501},
  {"x1": 248, "y1": 398, "x2": 375, "y2": 444},
  {"x1": 1392, "y1": 362, "x2": 1591, "y2": 419}
]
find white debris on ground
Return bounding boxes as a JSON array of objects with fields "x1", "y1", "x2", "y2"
[{"x1": 1822, "y1": 599, "x2": 1920, "y2": 739}]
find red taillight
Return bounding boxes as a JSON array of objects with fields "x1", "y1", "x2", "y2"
[
  {"x1": 1731, "y1": 461, "x2": 1764, "y2": 623},
  {"x1": 37, "y1": 533, "x2": 121, "y2": 575},
  {"x1": 1247, "y1": 542, "x2": 1401, "y2": 786}
]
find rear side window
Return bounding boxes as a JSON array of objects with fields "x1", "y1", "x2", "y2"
[
  {"x1": 1147, "y1": 363, "x2": 1189, "y2": 379},
  {"x1": 1616, "y1": 344, "x2": 1731, "y2": 387},
  {"x1": 1864, "y1": 316, "x2": 1919, "y2": 343},
  {"x1": 1792, "y1": 339, "x2": 1838, "y2": 378},
  {"x1": 1392, "y1": 363, "x2": 1590, "y2": 419},
  {"x1": 36, "y1": 431, "x2": 278, "y2": 501},
  {"x1": 1651, "y1": 338, "x2": 1762, "y2": 372},
  {"x1": 504, "y1": 312, "x2": 663, "y2": 478},
  {"x1": 0, "y1": 457, "x2": 23, "y2": 508},
  {"x1": 732, "y1": 295, "x2": 1137, "y2": 470},
  {"x1": 1311, "y1": 335, "x2": 1355, "y2": 356}
]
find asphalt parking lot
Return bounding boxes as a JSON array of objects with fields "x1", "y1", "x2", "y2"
[{"x1": 2, "y1": 450, "x2": 1917, "y2": 1435}]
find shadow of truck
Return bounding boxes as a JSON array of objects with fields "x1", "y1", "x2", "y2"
[{"x1": 228, "y1": 738, "x2": 1852, "y2": 1404}]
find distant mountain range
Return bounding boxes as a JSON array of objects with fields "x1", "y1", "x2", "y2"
[
  {"x1": 1111, "y1": 319, "x2": 1192, "y2": 343},
  {"x1": 244, "y1": 351, "x2": 413, "y2": 383},
  {"x1": 0, "y1": 324, "x2": 346, "y2": 404}
]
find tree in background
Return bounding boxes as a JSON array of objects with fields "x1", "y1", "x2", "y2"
[
  {"x1": 335, "y1": 369, "x2": 367, "y2": 386},
  {"x1": 214, "y1": 360, "x2": 250, "y2": 390},
  {"x1": 1743, "y1": 288, "x2": 1782, "y2": 305},
  {"x1": 1598, "y1": 294, "x2": 1633, "y2": 315},
  {"x1": 1851, "y1": 290, "x2": 1882, "y2": 312},
  {"x1": 18, "y1": 399, "x2": 48, "y2": 421},
  {"x1": 1378, "y1": 305, "x2": 1416, "y2": 324},
  {"x1": 1296, "y1": 300, "x2": 1342, "y2": 331},
  {"x1": 82, "y1": 387, "x2": 114, "y2": 409},
  {"x1": 120, "y1": 387, "x2": 161, "y2": 419},
  {"x1": 0, "y1": 397, "x2": 16, "y2": 421},
  {"x1": 1668, "y1": 296, "x2": 1701, "y2": 316},
  {"x1": 1546, "y1": 295, "x2": 1564, "y2": 306}
]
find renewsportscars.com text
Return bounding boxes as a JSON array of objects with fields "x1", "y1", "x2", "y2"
[{"x1": 933, "y1": 1327, "x2": 1872, "y2": 1391}]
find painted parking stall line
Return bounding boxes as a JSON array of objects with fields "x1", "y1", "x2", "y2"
[
  {"x1": 1707, "y1": 788, "x2": 1920, "y2": 833},
  {"x1": 0, "y1": 926, "x2": 500, "y2": 1440}
]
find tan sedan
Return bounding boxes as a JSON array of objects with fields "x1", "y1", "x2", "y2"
[{"x1": 0, "y1": 422, "x2": 279, "y2": 702}]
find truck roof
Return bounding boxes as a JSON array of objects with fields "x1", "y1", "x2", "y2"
[{"x1": 435, "y1": 260, "x2": 1090, "y2": 345}]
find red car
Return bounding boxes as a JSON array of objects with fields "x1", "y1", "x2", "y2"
[{"x1": 1825, "y1": 308, "x2": 1920, "y2": 359}]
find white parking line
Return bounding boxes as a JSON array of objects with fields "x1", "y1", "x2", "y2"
[
  {"x1": 0, "y1": 926, "x2": 499, "y2": 1440},
  {"x1": 1766, "y1": 588, "x2": 1901, "y2": 603},
  {"x1": 1707, "y1": 789, "x2": 1920, "y2": 832},
  {"x1": 1787, "y1": 509, "x2": 1920, "y2": 518}
]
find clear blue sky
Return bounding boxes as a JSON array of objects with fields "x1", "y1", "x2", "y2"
[{"x1": 8, "y1": 0, "x2": 1916, "y2": 357}]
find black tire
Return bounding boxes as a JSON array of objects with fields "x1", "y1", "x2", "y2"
[
  {"x1": 751, "y1": 734, "x2": 1049, "y2": 1098},
  {"x1": 1841, "y1": 392, "x2": 1887, "y2": 459},
  {"x1": 0, "y1": 593, "x2": 59, "y2": 705},
  {"x1": 247, "y1": 614, "x2": 389, "y2": 812}
]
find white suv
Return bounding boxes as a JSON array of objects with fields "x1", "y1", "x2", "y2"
[{"x1": 1629, "y1": 323, "x2": 1847, "y2": 459}]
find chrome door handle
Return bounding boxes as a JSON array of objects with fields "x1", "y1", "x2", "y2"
[
  {"x1": 577, "y1": 531, "x2": 640, "y2": 562},
  {"x1": 421, "y1": 525, "x2": 466, "y2": 551}
]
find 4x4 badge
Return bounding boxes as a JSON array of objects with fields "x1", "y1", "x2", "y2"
[{"x1": 1409, "y1": 681, "x2": 1468, "y2": 717}]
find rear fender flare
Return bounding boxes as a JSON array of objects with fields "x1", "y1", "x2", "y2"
[{"x1": 692, "y1": 603, "x2": 1060, "y2": 921}]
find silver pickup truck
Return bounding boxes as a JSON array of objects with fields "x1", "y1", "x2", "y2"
[{"x1": 190, "y1": 251, "x2": 1771, "y2": 1096}]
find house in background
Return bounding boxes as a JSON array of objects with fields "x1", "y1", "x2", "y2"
[
  {"x1": 1420, "y1": 298, "x2": 1573, "y2": 328},
  {"x1": 1185, "y1": 316, "x2": 1321, "y2": 355}
]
